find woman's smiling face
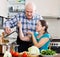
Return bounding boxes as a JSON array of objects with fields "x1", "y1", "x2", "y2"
[
  {"x1": 36, "y1": 20, "x2": 48, "y2": 33},
  {"x1": 36, "y1": 20, "x2": 45, "y2": 32}
]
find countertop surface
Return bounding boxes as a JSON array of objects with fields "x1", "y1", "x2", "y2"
[
  {"x1": 54, "y1": 54, "x2": 60, "y2": 57},
  {"x1": 0, "y1": 54, "x2": 60, "y2": 57}
]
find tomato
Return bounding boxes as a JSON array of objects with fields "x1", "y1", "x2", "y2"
[
  {"x1": 14, "y1": 52, "x2": 19, "y2": 57},
  {"x1": 10, "y1": 50, "x2": 19, "y2": 57},
  {"x1": 10, "y1": 50, "x2": 15, "y2": 56},
  {"x1": 22, "y1": 52, "x2": 27, "y2": 57}
]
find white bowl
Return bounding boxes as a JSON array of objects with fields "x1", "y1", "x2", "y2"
[{"x1": 42, "y1": 55, "x2": 57, "y2": 57}]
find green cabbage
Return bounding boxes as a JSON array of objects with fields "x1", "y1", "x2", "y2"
[{"x1": 28, "y1": 46, "x2": 40, "y2": 55}]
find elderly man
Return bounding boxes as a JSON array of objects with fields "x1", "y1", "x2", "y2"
[{"x1": 3, "y1": 2, "x2": 43, "y2": 52}]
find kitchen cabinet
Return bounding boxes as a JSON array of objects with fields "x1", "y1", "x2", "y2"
[{"x1": 7, "y1": 0, "x2": 25, "y2": 18}]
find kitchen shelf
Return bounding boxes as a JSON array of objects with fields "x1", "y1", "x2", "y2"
[
  {"x1": 9, "y1": 10, "x2": 24, "y2": 13},
  {"x1": 7, "y1": 0, "x2": 25, "y2": 18}
]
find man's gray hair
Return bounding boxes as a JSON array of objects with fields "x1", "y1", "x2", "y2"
[{"x1": 25, "y1": 2, "x2": 36, "y2": 11}]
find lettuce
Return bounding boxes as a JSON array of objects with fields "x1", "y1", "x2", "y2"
[
  {"x1": 28, "y1": 46, "x2": 40, "y2": 55},
  {"x1": 41, "y1": 49, "x2": 56, "y2": 55}
]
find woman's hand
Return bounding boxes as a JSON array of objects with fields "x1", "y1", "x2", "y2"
[
  {"x1": 27, "y1": 31, "x2": 33, "y2": 35},
  {"x1": 17, "y1": 21, "x2": 22, "y2": 28},
  {"x1": 27, "y1": 31, "x2": 33, "y2": 39}
]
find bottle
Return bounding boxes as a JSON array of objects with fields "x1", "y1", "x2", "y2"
[
  {"x1": 3, "y1": 50, "x2": 12, "y2": 57},
  {"x1": 3, "y1": 45, "x2": 12, "y2": 57}
]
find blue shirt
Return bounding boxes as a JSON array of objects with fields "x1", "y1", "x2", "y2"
[
  {"x1": 3, "y1": 11, "x2": 43, "y2": 36},
  {"x1": 34, "y1": 32, "x2": 51, "y2": 51}
]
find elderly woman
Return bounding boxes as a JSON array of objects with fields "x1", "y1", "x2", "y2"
[{"x1": 18, "y1": 20, "x2": 51, "y2": 51}]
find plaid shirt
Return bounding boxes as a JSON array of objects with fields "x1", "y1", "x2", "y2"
[{"x1": 3, "y1": 11, "x2": 43, "y2": 36}]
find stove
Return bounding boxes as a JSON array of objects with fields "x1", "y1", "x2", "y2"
[
  {"x1": 50, "y1": 39, "x2": 60, "y2": 53},
  {"x1": 50, "y1": 42, "x2": 60, "y2": 46},
  {"x1": 50, "y1": 39, "x2": 60, "y2": 46}
]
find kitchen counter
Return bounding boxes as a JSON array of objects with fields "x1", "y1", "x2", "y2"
[
  {"x1": 0, "y1": 54, "x2": 60, "y2": 57},
  {"x1": 41, "y1": 54, "x2": 60, "y2": 57},
  {"x1": 54, "y1": 54, "x2": 60, "y2": 57}
]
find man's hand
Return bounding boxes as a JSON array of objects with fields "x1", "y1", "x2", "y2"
[
  {"x1": 4, "y1": 27, "x2": 12, "y2": 34},
  {"x1": 17, "y1": 21, "x2": 22, "y2": 28}
]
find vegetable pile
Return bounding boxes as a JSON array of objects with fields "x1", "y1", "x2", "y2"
[{"x1": 41, "y1": 49, "x2": 56, "y2": 55}]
